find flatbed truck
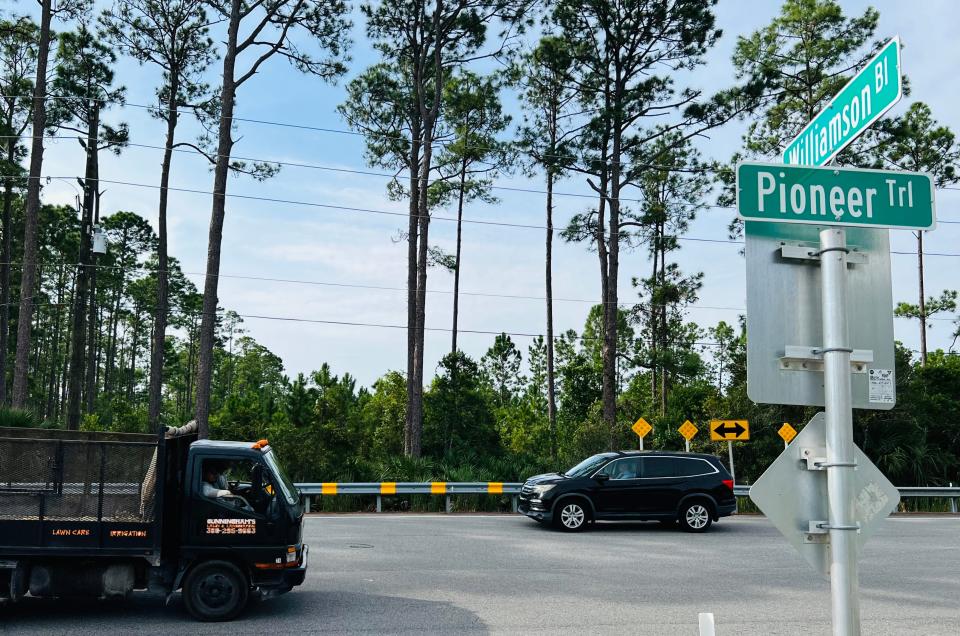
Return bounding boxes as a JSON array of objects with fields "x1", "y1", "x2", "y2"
[{"x1": 0, "y1": 424, "x2": 308, "y2": 621}]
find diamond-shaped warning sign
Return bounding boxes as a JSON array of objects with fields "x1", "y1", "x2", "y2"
[
  {"x1": 778, "y1": 423, "x2": 798, "y2": 444},
  {"x1": 631, "y1": 417, "x2": 652, "y2": 439},
  {"x1": 678, "y1": 420, "x2": 698, "y2": 441}
]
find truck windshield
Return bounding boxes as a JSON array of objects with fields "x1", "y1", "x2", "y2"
[{"x1": 263, "y1": 449, "x2": 299, "y2": 506}]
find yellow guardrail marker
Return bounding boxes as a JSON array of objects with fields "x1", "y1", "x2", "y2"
[
  {"x1": 380, "y1": 482, "x2": 397, "y2": 495},
  {"x1": 431, "y1": 482, "x2": 446, "y2": 494},
  {"x1": 487, "y1": 482, "x2": 503, "y2": 494},
  {"x1": 321, "y1": 482, "x2": 337, "y2": 495}
]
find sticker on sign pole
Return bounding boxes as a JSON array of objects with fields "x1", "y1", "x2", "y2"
[{"x1": 868, "y1": 368, "x2": 895, "y2": 404}]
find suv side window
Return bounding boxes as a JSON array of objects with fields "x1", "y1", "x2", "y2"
[
  {"x1": 598, "y1": 457, "x2": 641, "y2": 480},
  {"x1": 641, "y1": 457, "x2": 676, "y2": 478},
  {"x1": 675, "y1": 457, "x2": 716, "y2": 477}
]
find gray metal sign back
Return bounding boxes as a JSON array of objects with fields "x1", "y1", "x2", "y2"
[
  {"x1": 745, "y1": 221, "x2": 895, "y2": 410},
  {"x1": 749, "y1": 412, "x2": 900, "y2": 577}
]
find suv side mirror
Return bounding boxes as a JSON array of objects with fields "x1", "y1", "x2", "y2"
[{"x1": 595, "y1": 473, "x2": 610, "y2": 482}]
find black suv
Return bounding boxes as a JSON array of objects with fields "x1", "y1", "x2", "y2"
[{"x1": 518, "y1": 451, "x2": 736, "y2": 532}]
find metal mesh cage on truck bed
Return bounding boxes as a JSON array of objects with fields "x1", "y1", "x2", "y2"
[{"x1": 0, "y1": 428, "x2": 159, "y2": 523}]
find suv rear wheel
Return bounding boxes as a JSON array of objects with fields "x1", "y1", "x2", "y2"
[
  {"x1": 554, "y1": 500, "x2": 589, "y2": 532},
  {"x1": 678, "y1": 501, "x2": 713, "y2": 533}
]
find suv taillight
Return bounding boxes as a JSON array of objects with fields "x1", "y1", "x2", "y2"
[{"x1": 722, "y1": 479, "x2": 734, "y2": 491}]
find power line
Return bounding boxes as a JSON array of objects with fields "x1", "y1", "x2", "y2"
[
  {"x1": 12, "y1": 174, "x2": 960, "y2": 251},
  {"x1": 8, "y1": 133, "x2": 960, "y2": 224},
  {"x1": 8, "y1": 93, "x2": 960, "y2": 194},
  {"x1": 7, "y1": 173, "x2": 740, "y2": 238},
  {"x1": 0, "y1": 94, "x2": 706, "y2": 171},
  {"x1": 0, "y1": 133, "x2": 726, "y2": 209},
  {"x1": 0, "y1": 259, "x2": 748, "y2": 312},
  {"x1": 12, "y1": 259, "x2": 957, "y2": 325}
]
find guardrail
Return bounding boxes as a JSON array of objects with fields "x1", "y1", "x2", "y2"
[
  {"x1": 294, "y1": 482, "x2": 960, "y2": 514},
  {"x1": 296, "y1": 482, "x2": 521, "y2": 513}
]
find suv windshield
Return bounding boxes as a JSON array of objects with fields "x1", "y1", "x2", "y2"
[
  {"x1": 263, "y1": 449, "x2": 299, "y2": 506},
  {"x1": 564, "y1": 453, "x2": 615, "y2": 478}
]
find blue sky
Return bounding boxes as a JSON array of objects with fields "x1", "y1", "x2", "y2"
[{"x1": 29, "y1": 0, "x2": 960, "y2": 387}]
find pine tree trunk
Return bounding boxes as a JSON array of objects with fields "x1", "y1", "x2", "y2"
[
  {"x1": 45, "y1": 263, "x2": 65, "y2": 419},
  {"x1": 149, "y1": 75, "x2": 179, "y2": 432},
  {"x1": 58, "y1": 271, "x2": 77, "y2": 424},
  {"x1": 95, "y1": 300, "x2": 104, "y2": 390},
  {"x1": 128, "y1": 306, "x2": 139, "y2": 401},
  {"x1": 12, "y1": 0, "x2": 52, "y2": 407},
  {"x1": 404, "y1": 126, "x2": 421, "y2": 456},
  {"x1": 658, "y1": 238, "x2": 667, "y2": 415},
  {"x1": 187, "y1": 314, "x2": 197, "y2": 416},
  {"x1": 104, "y1": 254, "x2": 126, "y2": 397},
  {"x1": 450, "y1": 157, "x2": 467, "y2": 354},
  {"x1": 66, "y1": 105, "x2": 99, "y2": 430},
  {"x1": 650, "y1": 228, "x2": 659, "y2": 407},
  {"x1": 602, "y1": 89, "x2": 622, "y2": 441},
  {"x1": 85, "y1": 177, "x2": 101, "y2": 414},
  {"x1": 410, "y1": 130, "x2": 434, "y2": 459},
  {"x1": 30, "y1": 262, "x2": 44, "y2": 381},
  {"x1": 545, "y1": 170, "x2": 557, "y2": 459},
  {"x1": 195, "y1": 0, "x2": 240, "y2": 438},
  {"x1": 0, "y1": 130, "x2": 16, "y2": 404}
]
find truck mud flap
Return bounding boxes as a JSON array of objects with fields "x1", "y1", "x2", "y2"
[{"x1": 10, "y1": 562, "x2": 29, "y2": 602}]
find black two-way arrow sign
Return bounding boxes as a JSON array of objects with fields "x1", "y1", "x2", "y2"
[{"x1": 709, "y1": 419, "x2": 750, "y2": 441}]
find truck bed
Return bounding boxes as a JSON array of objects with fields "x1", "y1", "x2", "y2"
[{"x1": 0, "y1": 427, "x2": 163, "y2": 557}]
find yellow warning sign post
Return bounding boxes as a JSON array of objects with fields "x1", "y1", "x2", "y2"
[
  {"x1": 678, "y1": 420, "x2": 698, "y2": 452},
  {"x1": 778, "y1": 422, "x2": 798, "y2": 448},
  {"x1": 709, "y1": 420, "x2": 749, "y2": 491},
  {"x1": 632, "y1": 418, "x2": 652, "y2": 450}
]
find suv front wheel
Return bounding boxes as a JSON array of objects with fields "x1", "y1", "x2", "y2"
[
  {"x1": 678, "y1": 500, "x2": 713, "y2": 533},
  {"x1": 554, "y1": 500, "x2": 589, "y2": 532}
]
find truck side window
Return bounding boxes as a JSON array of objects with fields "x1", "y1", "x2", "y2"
[{"x1": 201, "y1": 458, "x2": 273, "y2": 515}]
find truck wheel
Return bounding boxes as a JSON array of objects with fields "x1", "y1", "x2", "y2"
[{"x1": 183, "y1": 560, "x2": 249, "y2": 622}]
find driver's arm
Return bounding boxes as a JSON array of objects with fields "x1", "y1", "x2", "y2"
[{"x1": 202, "y1": 481, "x2": 232, "y2": 499}]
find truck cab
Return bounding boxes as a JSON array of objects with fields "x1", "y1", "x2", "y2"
[
  {"x1": 0, "y1": 426, "x2": 308, "y2": 622},
  {"x1": 175, "y1": 439, "x2": 307, "y2": 620}
]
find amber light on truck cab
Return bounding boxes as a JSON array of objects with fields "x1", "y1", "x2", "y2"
[{"x1": 251, "y1": 439, "x2": 270, "y2": 450}]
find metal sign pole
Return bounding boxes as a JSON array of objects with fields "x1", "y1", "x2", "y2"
[
  {"x1": 640, "y1": 436, "x2": 644, "y2": 451},
  {"x1": 727, "y1": 441, "x2": 735, "y2": 483},
  {"x1": 685, "y1": 439, "x2": 690, "y2": 452},
  {"x1": 819, "y1": 227, "x2": 860, "y2": 636}
]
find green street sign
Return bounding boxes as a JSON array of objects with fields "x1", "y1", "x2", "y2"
[
  {"x1": 783, "y1": 36, "x2": 901, "y2": 166},
  {"x1": 736, "y1": 162, "x2": 935, "y2": 230}
]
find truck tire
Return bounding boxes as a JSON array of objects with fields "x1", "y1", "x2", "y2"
[{"x1": 182, "y1": 560, "x2": 249, "y2": 622}]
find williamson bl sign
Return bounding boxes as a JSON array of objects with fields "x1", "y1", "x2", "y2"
[{"x1": 783, "y1": 36, "x2": 902, "y2": 166}]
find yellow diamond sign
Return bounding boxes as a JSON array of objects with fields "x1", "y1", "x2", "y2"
[
  {"x1": 632, "y1": 417, "x2": 652, "y2": 439},
  {"x1": 678, "y1": 420, "x2": 698, "y2": 441},
  {"x1": 778, "y1": 422, "x2": 798, "y2": 444}
]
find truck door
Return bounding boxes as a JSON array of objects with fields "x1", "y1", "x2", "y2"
[{"x1": 185, "y1": 456, "x2": 280, "y2": 548}]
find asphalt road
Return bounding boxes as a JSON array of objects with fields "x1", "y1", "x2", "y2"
[{"x1": 3, "y1": 514, "x2": 959, "y2": 634}]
